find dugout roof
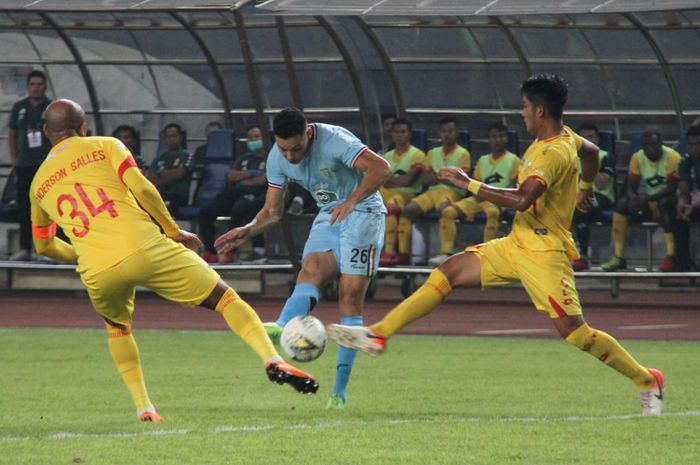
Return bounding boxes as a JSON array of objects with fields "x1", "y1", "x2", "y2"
[{"x1": 1, "y1": 1, "x2": 699, "y2": 163}]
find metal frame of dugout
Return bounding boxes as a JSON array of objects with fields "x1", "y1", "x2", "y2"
[{"x1": 0, "y1": 261, "x2": 698, "y2": 300}]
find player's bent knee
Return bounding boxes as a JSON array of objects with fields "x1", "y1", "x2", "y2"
[
  {"x1": 564, "y1": 322, "x2": 595, "y2": 350},
  {"x1": 442, "y1": 206, "x2": 458, "y2": 220},
  {"x1": 439, "y1": 252, "x2": 481, "y2": 288},
  {"x1": 201, "y1": 280, "x2": 234, "y2": 311}
]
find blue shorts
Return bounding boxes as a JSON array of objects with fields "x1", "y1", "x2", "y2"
[{"x1": 303, "y1": 210, "x2": 385, "y2": 276}]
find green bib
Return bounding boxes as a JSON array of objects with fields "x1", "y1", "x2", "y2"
[
  {"x1": 428, "y1": 145, "x2": 469, "y2": 194},
  {"x1": 636, "y1": 146, "x2": 676, "y2": 196},
  {"x1": 385, "y1": 145, "x2": 423, "y2": 195},
  {"x1": 578, "y1": 150, "x2": 614, "y2": 202},
  {"x1": 477, "y1": 151, "x2": 518, "y2": 188}
]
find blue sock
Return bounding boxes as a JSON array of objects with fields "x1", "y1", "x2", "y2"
[
  {"x1": 276, "y1": 283, "x2": 320, "y2": 327},
  {"x1": 332, "y1": 315, "x2": 363, "y2": 402}
]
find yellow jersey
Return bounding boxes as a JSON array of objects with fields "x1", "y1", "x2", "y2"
[
  {"x1": 510, "y1": 129, "x2": 579, "y2": 259},
  {"x1": 30, "y1": 136, "x2": 166, "y2": 273}
]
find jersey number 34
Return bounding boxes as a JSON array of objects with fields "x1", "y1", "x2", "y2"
[{"x1": 56, "y1": 182, "x2": 118, "y2": 238}]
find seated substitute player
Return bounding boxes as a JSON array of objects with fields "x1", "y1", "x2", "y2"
[
  {"x1": 146, "y1": 123, "x2": 193, "y2": 215},
  {"x1": 601, "y1": 130, "x2": 681, "y2": 272},
  {"x1": 401, "y1": 117, "x2": 471, "y2": 265},
  {"x1": 571, "y1": 123, "x2": 616, "y2": 271},
  {"x1": 675, "y1": 124, "x2": 700, "y2": 271},
  {"x1": 430, "y1": 122, "x2": 520, "y2": 265},
  {"x1": 379, "y1": 118, "x2": 426, "y2": 266},
  {"x1": 328, "y1": 74, "x2": 665, "y2": 416},
  {"x1": 215, "y1": 108, "x2": 391, "y2": 410},
  {"x1": 30, "y1": 100, "x2": 318, "y2": 422}
]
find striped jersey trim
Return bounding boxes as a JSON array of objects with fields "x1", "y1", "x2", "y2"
[
  {"x1": 117, "y1": 155, "x2": 138, "y2": 180},
  {"x1": 351, "y1": 147, "x2": 369, "y2": 168}
]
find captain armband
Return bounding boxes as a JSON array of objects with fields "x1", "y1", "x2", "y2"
[{"x1": 32, "y1": 222, "x2": 57, "y2": 239}]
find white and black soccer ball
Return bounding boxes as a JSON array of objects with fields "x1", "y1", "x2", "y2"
[{"x1": 280, "y1": 315, "x2": 327, "y2": 362}]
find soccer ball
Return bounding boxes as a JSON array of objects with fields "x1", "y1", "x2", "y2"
[{"x1": 280, "y1": 315, "x2": 327, "y2": 362}]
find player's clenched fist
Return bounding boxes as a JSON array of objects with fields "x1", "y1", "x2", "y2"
[{"x1": 215, "y1": 226, "x2": 250, "y2": 254}]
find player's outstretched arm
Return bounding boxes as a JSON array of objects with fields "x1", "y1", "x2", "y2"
[
  {"x1": 439, "y1": 167, "x2": 545, "y2": 212},
  {"x1": 215, "y1": 187, "x2": 284, "y2": 254},
  {"x1": 30, "y1": 203, "x2": 77, "y2": 263},
  {"x1": 122, "y1": 168, "x2": 180, "y2": 238},
  {"x1": 575, "y1": 137, "x2": 599, "y2": 212},
  {"x1": 329, "y1": 149, "x2": 391, "y2": 224}
]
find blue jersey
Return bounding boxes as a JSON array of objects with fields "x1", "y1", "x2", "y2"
[{"x1": 266, "y1": 123, "x2": 385, "y2": 213}]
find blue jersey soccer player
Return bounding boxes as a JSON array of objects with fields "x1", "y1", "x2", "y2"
[
  {"x1": 328, "y1": 74, "x2": 665, "y2": 416},
  {"x1": 216, "y1": 108, "x2": 391, "y2": 409}
]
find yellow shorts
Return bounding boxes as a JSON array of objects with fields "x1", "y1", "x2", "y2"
[
  {"x1": 452, "y1": 197, "x2": 500, "y2": 221},
  {"x1": 380, "y1": 187, "x2": 414, "y2": 212},
  {"x1": 466, "y1": 235, "x2": 582, "y2": 319},
  {"x1": 80, "y1": 237, "x2": 220, "y2": 326},
  {"x1": 411, "y1": 188, "x2": 460, "y2": 213}
]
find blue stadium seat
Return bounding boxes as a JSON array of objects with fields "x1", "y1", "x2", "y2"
[
  {"x1": 598, "y1": 130, "x2": 615, "y2": 157},
  {"x1": 458, "y1": 130, "x2": 471, "y2": 152},
  {"x1": 677, "y1": 131, "x2": 687, "y2": 156},
  {"x1": 176, "y1": 130, "x2": 235, "y2": 219},
  {"x1": 411, "y1": 129, "x2": 427, "y2": 152},
  {"x1": 206, "y1": 129, "x2": 236, "y2": 161},
  {"x1": 507, "y1": 130, "x2": 520, "y2": 155}
]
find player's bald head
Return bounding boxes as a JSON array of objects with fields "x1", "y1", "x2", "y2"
[{"x1": 43, "y1": 99, "x2": 88, "y2": 145}]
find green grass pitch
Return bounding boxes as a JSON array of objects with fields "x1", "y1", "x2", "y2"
[{"x1": 1, "y1": 327, "x2": 698, "y2": 465}]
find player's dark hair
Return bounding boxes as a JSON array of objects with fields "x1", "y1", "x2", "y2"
[
  {"x1": 206, "y1": 121, "x2": 222, "y2": 130},
  {"x1": 382, "y1": 113, "x2": 397, "y2": 123},
  {"x1": 274, "y1": 108, "x2": 307, "y2": 139},
  {"x1": 577, "y1": 123, "x2": 599, "y2": 137},
  {"x1": 520, "y1": 73, "x2": 568, "y2": 120},
  {"x1": 489, "y1": 122, "x2": 508, "y2": 134},
  {"x1": 438, "y1": 117, "x2": 458, "y2": 128},
  {"x1": 112, "y1": 125, "x2": 137, "y2": 139},
  {"x1": 686, "y1": 124, "x2": 700, "y2": 139},
  {"x1": 164, "y1": 123, "x2": 183, "y2": 135},
  {"x1": 641, "y1": 129, "x2": 662, "y2": 144},
  {"x1": 392, "y1": 117, "x2": 412, "y2": 132},
  {"x1": 27, "y1": 69, "x2": 46, "y2": 85},
  {"x1": 246, "y1": 124, "x2": 261, "y2": 132}
]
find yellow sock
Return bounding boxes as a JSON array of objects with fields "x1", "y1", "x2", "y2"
[
  {"x1": 398, "y1": 216, "x2": 412, "y2": 254},
  {"x1": 483, "y1": 209, "x2": 500, "y2": 242},
  {"x1": 370, "y1": 268, "x2": 452, "y2": 338},
  {"x1": 385, "y1": 214, "x2": 398, "y2": 255},
  {"x1": 107, "y1": 326, "x2": 151, "y2": 410},
  {"x1": 612, "y1": 212, "x2": 629, "y2": 257},
  {"x1": 216, "y1": 288, "x2": 277, "y2": 361},
  {"x1": 664, "y1": 232, "x2": 675, "y2": 256},
  {"x1": 439, "y1": 207, "x2": 458, "y2": 254},
  {"x1": 566, "y1": 323, "x2": 654, "y2": 390}
]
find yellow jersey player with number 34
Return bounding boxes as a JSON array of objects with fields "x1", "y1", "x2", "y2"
[{"x1": 30, "y1": 99, "x2": 318, "y2": 422}]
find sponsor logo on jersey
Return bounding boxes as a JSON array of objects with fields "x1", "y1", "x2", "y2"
[
  {"x1": 315, "y1": 190, "x2": 339, "y2": 204},
  {"x1": 484, "y1": 173, "x2": 504, "y2": 185},
  {"x1": 646, "y1": 174, "x2": 665, "y2": 188}
]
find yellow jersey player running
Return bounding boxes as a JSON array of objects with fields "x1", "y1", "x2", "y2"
[
  {"x1": 30, "y1": 100, "x2": 318, "y2": 422},
  {"x1": 328, "y1": 74, "x2": 664, "y2": 416}
]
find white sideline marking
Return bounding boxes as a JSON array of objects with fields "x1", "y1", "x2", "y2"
[
  {"x1": 2, "y1": 410, "x2": 698, "y2": 443},
  {"x1": 474, "y1": 328, "x2": 553, "y2": 335},
  {"x1": 617, "y1": 324, "x2": 688, "y2": 331}
]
